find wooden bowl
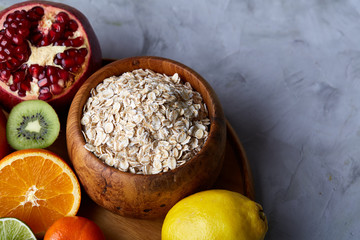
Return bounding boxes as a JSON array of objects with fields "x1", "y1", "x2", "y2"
[{"x1": 66, "y1": 56, "x2": 227, "y2": 219}]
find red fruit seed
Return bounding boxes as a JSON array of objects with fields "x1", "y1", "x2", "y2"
[
  {"x1": 39, "y1": 86, "x2": 50, "y2": 94},
  {"x1": 56, "y1": 12, "x2": 70, "y2": 23},
  {"x1": 37, "y1": 78, "x2": 50, "y2": 87},
  {"x1": 50, "y1": 83, "x2": 63, "y2": 95},
  {"x1": 31, "y1": 6, "x2": 44, "y2": 17},
  {"x1": 38, "y1": 92, "x2": 52, "y2": 100}
]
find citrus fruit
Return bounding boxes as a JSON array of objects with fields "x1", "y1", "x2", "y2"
[
  {"x1": 0, "y1": 217, "x2": 36, "y2": 240},
  {"x1": 162, "y1": 189, "x2": 268, "y2": 240},
  {"x1": 44, "y1": 216, "x2": 105, "y2": 240},
  {"x1": 0, "y1": 149, "x2": 81, "y2": 237}
]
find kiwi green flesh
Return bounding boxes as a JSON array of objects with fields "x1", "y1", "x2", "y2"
[{"x1": 6, "y1": 100, "x2": 60, "y2": 150}]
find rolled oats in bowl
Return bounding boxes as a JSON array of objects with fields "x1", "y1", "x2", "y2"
[{"x1": 81, "y1": 68, "x2": 210, "y2": 175}]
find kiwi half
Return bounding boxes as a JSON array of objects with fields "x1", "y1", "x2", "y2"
[{"x1": 6, "y1": 100, "x2": 60, "y2": 150}]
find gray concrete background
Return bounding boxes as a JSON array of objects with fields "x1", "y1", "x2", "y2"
[{"x1": 2, "y1": 1, "x2": 360, "y2": 239}]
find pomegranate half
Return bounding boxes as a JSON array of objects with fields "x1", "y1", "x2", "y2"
[{"x1": 0, "y1": 1, "x2": 102, "y2": 111}]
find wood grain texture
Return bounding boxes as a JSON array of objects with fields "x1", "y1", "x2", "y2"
[
  {"x1": 75, "y1": 120, "x2": 254, "y2": 240},
  {"x1": 66, "y1": 57, "x2": 227, "y2": 218}
]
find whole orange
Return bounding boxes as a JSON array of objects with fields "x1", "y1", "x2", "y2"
[{"x1": 44, "y1": 216, "x2": 105, "y2": 240}]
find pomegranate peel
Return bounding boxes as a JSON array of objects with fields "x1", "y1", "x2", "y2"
[{"x1": 0, "y1": 1, "x2": 102, "y2": 112}]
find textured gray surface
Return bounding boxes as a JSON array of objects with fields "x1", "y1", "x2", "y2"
[{"x1": 2, "y1": 0, "x2": 360, "y2": 239}]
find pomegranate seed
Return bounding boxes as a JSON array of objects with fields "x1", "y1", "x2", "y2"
[
  {"x1": 29, "y1": 64, "x2": 44, "y2": 78},
  {"x1": 68, "y1": 20, "x2": 78, "y2": 32},
  {"x1": 6, "y1": 13, "x2": 15, "y2": 23},
  {"x1": 1, "y1": 38, "x2": 9, "y2": 47},
  {"x1": 52, "y1": 22, "x2": 65, "y2": 33},
  {"x1": 48, "y1": 30, "x2": 60, "y2": 42},
  {"x1": 40, "y1": 36, "x2": 50, "y2": 46},
  {"x1": 49, "y1": 74, "x2": 59, "y2": 84},
  {"x1": 40, "y1": 86, "x2": 50, "y2": 94},
  {"x1": 5, "y1": 28, "x2": 15, "y2": 38},
  {"x1": 46, "y1": 66, "x2": 57, "y2": 76},
  {"x1": 20, "y1": 64, "x2": 28, "y2": 70},
  {"x1": 28, "y1": 65, "x2": 36, "y2": 74},
  {"x1": 13, "y1": 70, "x2": 25, "y2": 83},
  {"x1": 5, "y1": 58, "x2": 20, "y2": 70},
  {"x1": 53, "y1": 58, "x2": 61, "y2": 65},
  {"x1": 10, "y1": 84, "x2": 17, "y2": 91},
  {"x1": 78, "y1": 48, "x2": 88, "y2": 57},
  {"x1": 31, "y1": 6, "x2": 44, "y2": 17},
  {"x1": 27, "y1": 11, "x2": 39, "y2": 21},
  {"x1": 38, "y1": 78, "x2": 50, "y2": 87},
  {"x1": 10, "y1": 58, "x2": 20, "y2": 68},
  {"x1": 38, "y1": 70, "x2": 46, "y2": 80},
  {"x1": 16, "y1": 82, "x2": 22, "y2": 90},
  {"x1": 30, "y1": 21, "x2": 39, "y2": 29},
  {"x1": 6, "y1": 61, "x2": 14, "y2": 70},
  {"x1": 15, "y1": 12, "x2": 25, "y2": 22},
  {"x1": 30, "y1": 32, "x2": 42, "y2": 45},
  {"x1": 18, "y1": 19, "x2": 30, "y2": 28},
  {"x1": 64, "y1": 39, "x2": 71, "y2": 47},
  {"x1": 15, "y1": 53, "x2": 27, "y2": 62},
  {"x1": 38, "y1": 92, "x2": 52, "y2": 101},
  {"x1": 50, "y1": 83, "x2": 63, "y2": 95},
  {"x1": 18, "y1": 27, "x2": 30, "y2": 37},
  {"x1": 66, "y1": 49, "x2": 77, "y2": 57},
  {"x1": 15, "y1": 44, "x2": 28, "y2": 53},
  {"x1": 69, "y1": 66, "x2": 80, "y2": 73},
  {"x1": 71, "y1": 37, "x2": 84, "y2": 47},
  {"x1": 56, "y1": 52, "x2": 66, "y2": 59},
  {"x1": 58, "y1": 69, "x2": 69, "y2": 80},
  {"x1": 0, "y1": 53, "x2": 5, "y2": 60},
  {"x1": 18, "y1": 89, "x2": 26, "y2": 97},
  {"x1": 0, "y1": 70, "x2": 10, "y2": 82},
  {"x1": 62, "y1": 58, "x2": 75, "y2": 68},
  {"x1": 10, "y1": 22, "x2": 18, "y2": 29},
  {"x1": 56, "y1": 12, "x2": 70, "y2": 23},
  {"x1": 3, "y1": 22, "x2": 9, "y2": 28},
  {"x1": 54, "y1": 40, "x2": 64, "y2": 46},
  {"x1": 3, "y1": 48, "x2": 10, "y2": 55},
  {"x1": 12, "y1": 35, "x2": 24, "y2": 45},
  {"x1": 75, "y1": 55, "x2": 85, "y2": 65},
  {"x1": 20, "y1": 81, "x2": 31, "y2": 92},
  {"x1": 64, "y1": 31, "x2": 73, "y2": 38}
]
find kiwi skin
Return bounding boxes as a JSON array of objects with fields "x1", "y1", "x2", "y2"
[{"x1": 6, "y1": 100, "x2": 60, "y2": 150}]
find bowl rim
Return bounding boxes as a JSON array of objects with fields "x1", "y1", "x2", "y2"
[{"x1": 68, "y1": 55, "x2": 226, "y2": 178}]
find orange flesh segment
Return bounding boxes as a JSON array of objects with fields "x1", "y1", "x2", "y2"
[{"x1": 0, "y1": 150, "x2": 80, "y2": 235}]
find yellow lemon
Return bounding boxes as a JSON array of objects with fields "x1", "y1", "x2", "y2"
[{"x1": 162, "y1": 189, "x2": 268, "y2": 240}]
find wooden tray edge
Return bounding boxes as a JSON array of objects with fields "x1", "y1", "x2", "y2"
[{"x1": 226, "y1": 120, "x2": 255, "y2": 200}]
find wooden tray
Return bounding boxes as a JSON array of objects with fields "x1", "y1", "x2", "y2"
[
  {"x1": 47, "y1": 59, "x2": 254, "y2": 239},
  {"x1": 49, "y1": 115, "x2": 254, "y2": 239}
]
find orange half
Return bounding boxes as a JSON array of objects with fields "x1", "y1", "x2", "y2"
[{"x1": 0, "y1": 149, "x2": 81, "y2": 237}]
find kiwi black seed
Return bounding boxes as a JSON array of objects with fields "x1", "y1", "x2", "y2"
[{"x1": 6, "y1": 100, "x2": 60, "y2": 150}]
